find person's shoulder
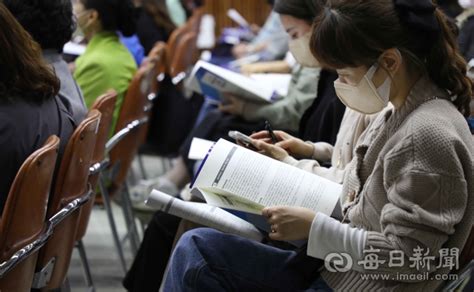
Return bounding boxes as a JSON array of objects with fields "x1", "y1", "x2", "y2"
[
  {"x1": 0, "y1": 97, "x2": 54, "y2": 131},
  {"x1": 409, "y1": 99, "x2": 468, "y2": 136},
  {"x1": 405, "y1": 99, "x2": 473, "y2": 159}
]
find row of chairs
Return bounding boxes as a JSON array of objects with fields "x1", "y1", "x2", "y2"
[
  {"x1": 0, "y1": 7, "x2": 206, "y2": 289},
  {"x1": 1, "y1": 6, "x2": 474, "y2": 291},
  {"x1": 0, "y1": 38, "x2": 167, "y2": 291}
]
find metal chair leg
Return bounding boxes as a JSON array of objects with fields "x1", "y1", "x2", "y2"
[
  {"x1": 76, "y1": 240, "x2": 95, "y2": 292},
  {"x1": 60, "y1": 277, "x2": 72, "y2": 292},
  {"x1": 137, "y1": 154, "x2": 148, "y2": 180},
  {"x1": 121, "y1": 182, "x2": 141, "y2": 254},
  {"x1": 98, "y1": 173, "x2": 128, "y2": 274}
]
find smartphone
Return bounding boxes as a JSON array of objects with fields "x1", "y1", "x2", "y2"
[{"x1": 228, "y1": 130, "x2": 253, "y2": 145}]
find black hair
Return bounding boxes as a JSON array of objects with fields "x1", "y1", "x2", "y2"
[
  {"x1": 81, "y1": 0, "x2": 136, "y2": 36},
  {"x1": 3, "y1": 0, "x2": 75, "y2": 53},
  {"x1": 0, "y1": 3, "x2": 60, "y2": 102},
  {"x1": 273, "y1": 0, "x2": 326, "y2": 21},
  {"x1": 436, "y1": 0, "x2": 463, "y2": 19},
  {"x1": 311, "y1": 0, "x2": 472, "y2": 117}
]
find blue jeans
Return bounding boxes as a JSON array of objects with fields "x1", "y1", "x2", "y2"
[{"x1": 164, "y1": 228, "x2": 332, "y2": 292}]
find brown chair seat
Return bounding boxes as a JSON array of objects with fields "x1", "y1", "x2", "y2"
[
  {"x1": 33, "y1": 111, "x2": 101, "y2": 290},
  {"x1": 0, "y1": 136, "x2": 60, "y2": 292}
]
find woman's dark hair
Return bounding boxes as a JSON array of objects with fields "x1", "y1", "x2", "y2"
[
  {"x1": 81, "y1": 0, "x2": 137, "y2": 36},
  {"x1": 142, "y1": 0, "x2": 176, "y2": 35},
  {"x1": 273, "y1": 0, "x2": 326, "y2": 21},
  {"x1": 3, "y1": 0, "x2": 75, "y2": 53},
  {"x1": 436, "y1": 0, "x2": 463, "y2": 19},
  {"x1": 0, "y1": 3, "x2": 59, "y2": 102},
  {"x1": 311, "y1": 0, "x2": 472, "y2": 117}
]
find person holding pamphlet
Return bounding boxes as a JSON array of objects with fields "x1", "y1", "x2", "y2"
[
  {"x1": 165, "y1": 0, "x2": 474, "y2": 291},
  {"x1": 131, "y1": 0, "x2": 345, "y2": 199},
  {"x1": 123, "y1": 1, "x2": 347, "y2": 291}
]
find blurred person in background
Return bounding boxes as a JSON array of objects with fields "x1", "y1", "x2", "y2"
[
  {"x1": 0, "y1": 3, "x2": 74, "y2": 215},
  {"x1": 134, "y1": 0, "x2": 177, "y2": 54},
  {"x1": 4, "y1": 0, "x2": 87, "y2": 124},
  {"x1": 73, "y1": 0, "x2": 137, "y2": 134}
]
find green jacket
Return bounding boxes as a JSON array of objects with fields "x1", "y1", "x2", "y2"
[
  {"x1": 242, "y1": 65, "x2": 321, "y2": 132},
  {"x1": 74, "y1": 31, "x2": 137, "y2": 134}
]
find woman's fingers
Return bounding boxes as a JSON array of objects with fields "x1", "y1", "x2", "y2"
[
  {"x1": 250, "y1": 130, "x2": 270, "y2": 139},
  {"x1": 275, "y1": 139, "x2": 293, "y2": 150}
]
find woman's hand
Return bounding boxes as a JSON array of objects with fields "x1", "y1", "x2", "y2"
[
  {"x1": 251, "y1": 130, "x2": 314, "y2": 159},
  {"x1": 262, "y1": 206, "x2": 316, "y2": 241},
  {"x1": 252, "y1": 139, "x2": 289, "y2": 161},
  {"x1": 219, "y1": 94, "x2": 246, "y2": 116}
]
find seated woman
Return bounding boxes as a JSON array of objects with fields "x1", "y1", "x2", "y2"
[
  {"x1": 4, "y1": 0, "x2": 88, "y2": 125},
  {"x1": 232, "y1": 8, "x2": 289, "y2": 62},
  {"x1": 135, "y1": 0, "x2": 346, "y2": 196},
  {"x1": 165, "y1": 1, "x2": 474, "y2": 291},
  {"x1": 123, "y1": 1, "x2": 347, "y2": 291},
  {"x1": 73, "y1": 0, "x2": 137, "y2": 134},
  {"x1": 134, "y1": 0, "x2": 176, "y2": 55},
  {"x1": 0, "y1": 3, "x2": 74, "y2": 215}
]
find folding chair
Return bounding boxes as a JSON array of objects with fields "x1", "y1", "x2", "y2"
[
  {"x1": 97, "y1": 64, "x2": 157, "y2": 273},
  {"x1": 187, "y1": 7, "x2": 204, "y2": 35},
  {"x1": 137, "y1": 42, "x2": 168, "y2": 178},
  {"x1": 460, "y1": 226, "x2": 474, "y2": 269},
  {"x1": 169, "y1": 31, "x2": 198, "y2": 85},
  {"x1": 166, "y1": 25, "x2": 191, "y2": 70},
  {"x1": 74, "y1": 91, "x2": 117, "y2": 290},
  {"x1": 442, "y1": 227, "x2": 474, "y2": 290},
  {"x1": 0, "y1": 136, "x2": 59, "y2": 292},
  {"x1": 32, "y1": 111, "x2": 101, "y2": 290}
]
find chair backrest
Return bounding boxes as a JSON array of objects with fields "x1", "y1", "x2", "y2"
[
  {"x1": 187, "y1": 7, "x2": 204, "y2": 35},
  {"x1": 75, "y1": 92, "x2": 117, "y2": 242},
  {"x1": 138, "y1": 42, "x2": 167, "y2": 146},
  {"x1": 108, "y1": 66, "x2": 153, "y2": 196},
  {"x1": 460, "y1": 226, "x2": 474, "y2": 270},
  {"x1": 166, "y1": 25, "x2": 191, "y2": 72},
  {"x1": 0, "y1": 136, "x2": 59, "y2": 292},
  {"x1": 35, "y1": 110, "x2": 101, "y2": 290},
  {"x1": 168, "y1": 31, "x2": 198, "y2": 80},
  {"x1": 147, "y1": 42, "x2": 167, "y2": 94}
]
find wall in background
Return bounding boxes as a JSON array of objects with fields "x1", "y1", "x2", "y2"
[{"x1": 202, "y1": 0, "x2": 272, "y2": 35}]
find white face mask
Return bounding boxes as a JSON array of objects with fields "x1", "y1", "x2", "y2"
[
  {"x1": 289, "y1": 32, "x2": 320, "y2": 68},
  {"x1": 334, "y1": 64, "x2": 391, "y2": 114}
]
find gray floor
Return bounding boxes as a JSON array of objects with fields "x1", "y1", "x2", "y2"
[{"x1": 68, "y1": 155, "x2": 171, "y2": 292}]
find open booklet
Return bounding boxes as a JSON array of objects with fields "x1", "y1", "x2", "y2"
[
  {"x1": 146, "y1": 139, "x2": 342, "y2": 241},
  {"x1": 187, "y1": 61, "x2": 289, "y2": 104},
  {"x1": 191, "y1": 139, "x2": 342, "y2": 215}
]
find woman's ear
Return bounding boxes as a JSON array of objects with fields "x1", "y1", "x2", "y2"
[
  {"x1": 89, "y1": 9, "x2": 99, "y2": 23},
  {"x1": 380, "y1": 48, "x2": 402, "y2": 77}
]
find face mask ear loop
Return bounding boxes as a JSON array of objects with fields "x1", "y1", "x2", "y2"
[{"x1": 365, "y1": 63, "x2": 378, "y2": 80}]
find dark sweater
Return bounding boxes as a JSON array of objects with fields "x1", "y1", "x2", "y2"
[
  {"x1": 299, "y1": 69, "x2": 346, "y2": 145},
  {"x1": 136, "y1": 8, "x2": 171, "y2": 55},
  {"x1": 0, "y1": 96, "x2": 74, "y2": 215}
]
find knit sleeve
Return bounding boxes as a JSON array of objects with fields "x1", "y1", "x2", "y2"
[
  {"x1": 306, "y1": 124, "x2": 471, "y2": 278},
  {"x1": 358, "y1": 127, "x2": 470, "y2": 276}
]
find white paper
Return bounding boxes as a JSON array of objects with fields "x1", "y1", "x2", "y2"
[
  {"x1": 193, "y1": 139, "x2": 342, "y2": 216},
  {"x1": 63, "y1": 42, "x2": 86, "y2": 56},
  {"x1": 250, "y1": 74, "x2": 292, "y2": 97},
  {"x1": 197, "y1": 14, "x2": 216, "y2": 49},
  {"x1": 188, "y1": 138, "x2": 215, "y2": 160},
  {"x1": 146, "y1": 190, "x2": 263, "y2": 241},
  {"x1": 227, "y1": 9, "x2": 250, "y2": 28}
]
